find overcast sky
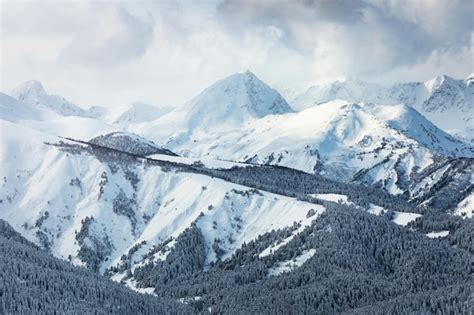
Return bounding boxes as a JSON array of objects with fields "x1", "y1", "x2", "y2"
[{"x1": 1, "y1": 0, "x2": 472, "y2": 108}]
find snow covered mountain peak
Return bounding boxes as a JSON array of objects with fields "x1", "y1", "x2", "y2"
[
  {"x1": 292, "y1": 74, "x2": 473, "y2": 141},
  {"x1": 424, "y1": 74, "x2": 456, "y2": 93},
  {"x1": 303, "y1": 101, "x2": 472, "y2": 157},
  {"x1": 12, "y1": 80, "x2": 47, "y2": 99},
  {"x1": 180, "y1": 71, "x2": 293, "y2": 125},
  {"x1": 417, "y1": 74, "x2": 472, "y2": 119},
  {"x1": 10, "y1": 80, "x2": 88, "y2": 117},
  {"x1": 242, "y1": 69, "x2": 257, "y2": 78},
  {"x1": 136, "y1": 71, "x2": 294, "y2": 139},
  {"x1": 236, "y1": 69, "x2": 266, "y2": 85}
]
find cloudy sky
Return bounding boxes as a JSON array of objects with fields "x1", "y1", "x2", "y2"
[{"x1": 1, "y1": 0, "x2": 472, "y2": 108}]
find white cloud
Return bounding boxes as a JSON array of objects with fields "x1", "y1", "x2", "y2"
[
  {"x1": 58, "y1": 4, "x2": 153, "y2": 67},
  {"x1": 1, "y1": 0, "x2": 472, "y2": 108},
  {"x1": 216, "y1": 0, "x2": 472, "y2": 82}
]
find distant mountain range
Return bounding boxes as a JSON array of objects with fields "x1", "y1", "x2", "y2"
[
  {"x1": 10, "y1": 80, "x2": 89, "y2": 117},
  {"x1": 291, "y1": 74, "x2": 473, "y2": 141},
  {"x1": 10, "y1": 80, "x2": 173, "y2": 125}
]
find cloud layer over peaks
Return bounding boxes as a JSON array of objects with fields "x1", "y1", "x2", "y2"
[{"x1": 1, "y1": 0, "x2": 472, "y2": 108}]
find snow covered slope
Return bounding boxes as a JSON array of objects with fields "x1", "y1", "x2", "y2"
[
  {"x1": 292, "y1": 78, "x2": 391, "y2": 110},
  {"x1": 134, "y1": 71, "x2": 293, "y2": 145},
  {"x1": 390, "y1": 74, "x2": 473, "y2": 141},
  {"x1": 1, "y1": 108, "x2": 423, "y2": 280},
  {"x1": 1, "y1": 92, "x2": 471, "y2": 312},
  {"x1": 8, "y1": 81, "x2": 173, "y2": 128},
  {"x1": 409, "y1": 157, "x2": 473, "y2": 213},
  {"x1": 88, "y1": 102, "x2": 173, "y2": 126},
  {"x1": 0, "y1": 92, "x2": 57, "y2": 122},
  {"x1": 1, "y1": 91, "x2": 117, "y2": 140},
  {"x1": 291, "y1": 74, "x2": 473, "y2": 141},
  {"x1": 6, "y1": 73, "x2": 467, "y2": 211},
  {"x1": 2, "y1": 71, "x2": 472, "y2": 313},
  {"x1": 179, "y1": 70, "x2": 292, "y2": 125},
  {"x1": 453, "y1": 193, "x2": 473, "y2": 218},
  {"x1": 10, "y1": 80, "x2": 89, "y2": 117},
  {"x1": 136, "y1": 99, "x2": 472, "y2": 195},
  {"x1": 0, "y1": 121, "x2": 323, "y2": 274}
]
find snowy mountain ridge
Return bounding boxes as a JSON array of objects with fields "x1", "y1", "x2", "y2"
[
  {"x1": 139, "y1": 71, "x2": 293, "y2": 137},
  {"x1": 0, "y1": 120, "x2": 325, "y2": 274},
  {"x1": 4, "y1": 73, "x2": 472, "y2": 202},
  {"x1": 180, "y1": 70, "x2": 293, "y2": 121},
  {"x1": 292, "y1": 74, "x2": 474, "y2": 141},
  {"x1": 0, "y1": 92, "x2": 58, "y2": 122},
  {"x1": 10, "y1": 80, "x2": 89, "y2": 117},
  {"x1": 134, "y1": 96, "x2": 472, "y2": 196},
  {"x1": 8, "y1": 80, "x2": 173, "y2": 127},
  {"x1": 292, "y1": 78, "x2": 391, "y2": 110}
]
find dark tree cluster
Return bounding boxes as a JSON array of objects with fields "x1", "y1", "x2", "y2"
[
  {"x1": 132, "y1": 203, "x2": 472, "y2": 314},
  {"x1": 133, "y1": 224, "x2": 207, "y2": 288},
  {"x1": 0, "y1": 220, "x2": 192, "y2": 314}
]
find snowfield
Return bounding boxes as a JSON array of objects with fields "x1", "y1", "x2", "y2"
[
  {"x1": 392, "y1": 212, "x2": 422, "y2": 226},
  {"x1": 453, "y1": 193, "x2": 474, "y2": 219},
  {"x1": 0, "y1": 115, "x2": 325, "y2": 274},
  {"x1": 310, "y1": 193, "x2": 352, "y2": 204},
  {"x1": 268, "y1": 249, "x2": 317, "y2": 276},
  {"x1": 426, "y1": 231, "x2": 450, "y2": 238},
  {"x1": 290, "y1": 74, "x2": 474, "y2": 142}
]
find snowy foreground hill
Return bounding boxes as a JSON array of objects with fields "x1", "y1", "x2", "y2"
[{"x1": 1, "y1": 72, "x2": 473, "y2": 313}]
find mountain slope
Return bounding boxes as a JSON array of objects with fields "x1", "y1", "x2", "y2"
[
  {"x1": 0, "y1": 92, "x2": 118, "y2": 141},
  {"x1": 0, "y1": 121, "x2": 324, "y2": 275},
  {"x1": 143, "y1": 206, "x2": 471, "y2": 314},
  {"x1": 3, "y1": 83, "x2": 471, "y2": 214},
  {"x1": 0, "y1": 219, "x2": 191, "y2": 314},
  {"x1": 291, "y1": 74, "x2": 474, "y2": 141},
  {"x1": 180, "y1": 70, "x2": 293, "y2": 126},
  {"x1": 10, "y1": 80, "x2": 89, "y2": 117},
  {"x1": 2, "y1": 129, "x2": 471, "y2": 313},
  {"x1": 137, "y1": 99, "x2": 472, "y2": 197},
  {"x1": 292, "y1": 78, "x2": 391, "y2": 110},
  {"x1": 1, "y1": 104, "x2": 471, "y2": 313},
  {"x1": 134, "y1": 71, "x2": 293, "y2": 146},
  {"x1": 390, "y1": 74, "x2": 473, "y2": 140},
  {"x1": 1, "y1": 111, "x2": 433, "y2": 277},
  {"x1": 88, "y1": 102, "x2": 173, "y2": 126},
  {"x1": 0, "y1": 92, "x2": 57, "y2": 122}
]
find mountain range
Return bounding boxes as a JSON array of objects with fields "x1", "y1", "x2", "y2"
[
  {"x1": 1, "y1": 71, "x2": 472, "y2": 313},
  {"x1": 292, "y1": 74, "x2": 473, "y2": 142}
]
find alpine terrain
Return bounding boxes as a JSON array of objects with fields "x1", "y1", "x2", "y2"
[
  {"x1": 292, "y1": 74, "x2": 474, "y2": 142},
  {"x1": 1, "y1": 71, "x2": 472, "y2": 314}
]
